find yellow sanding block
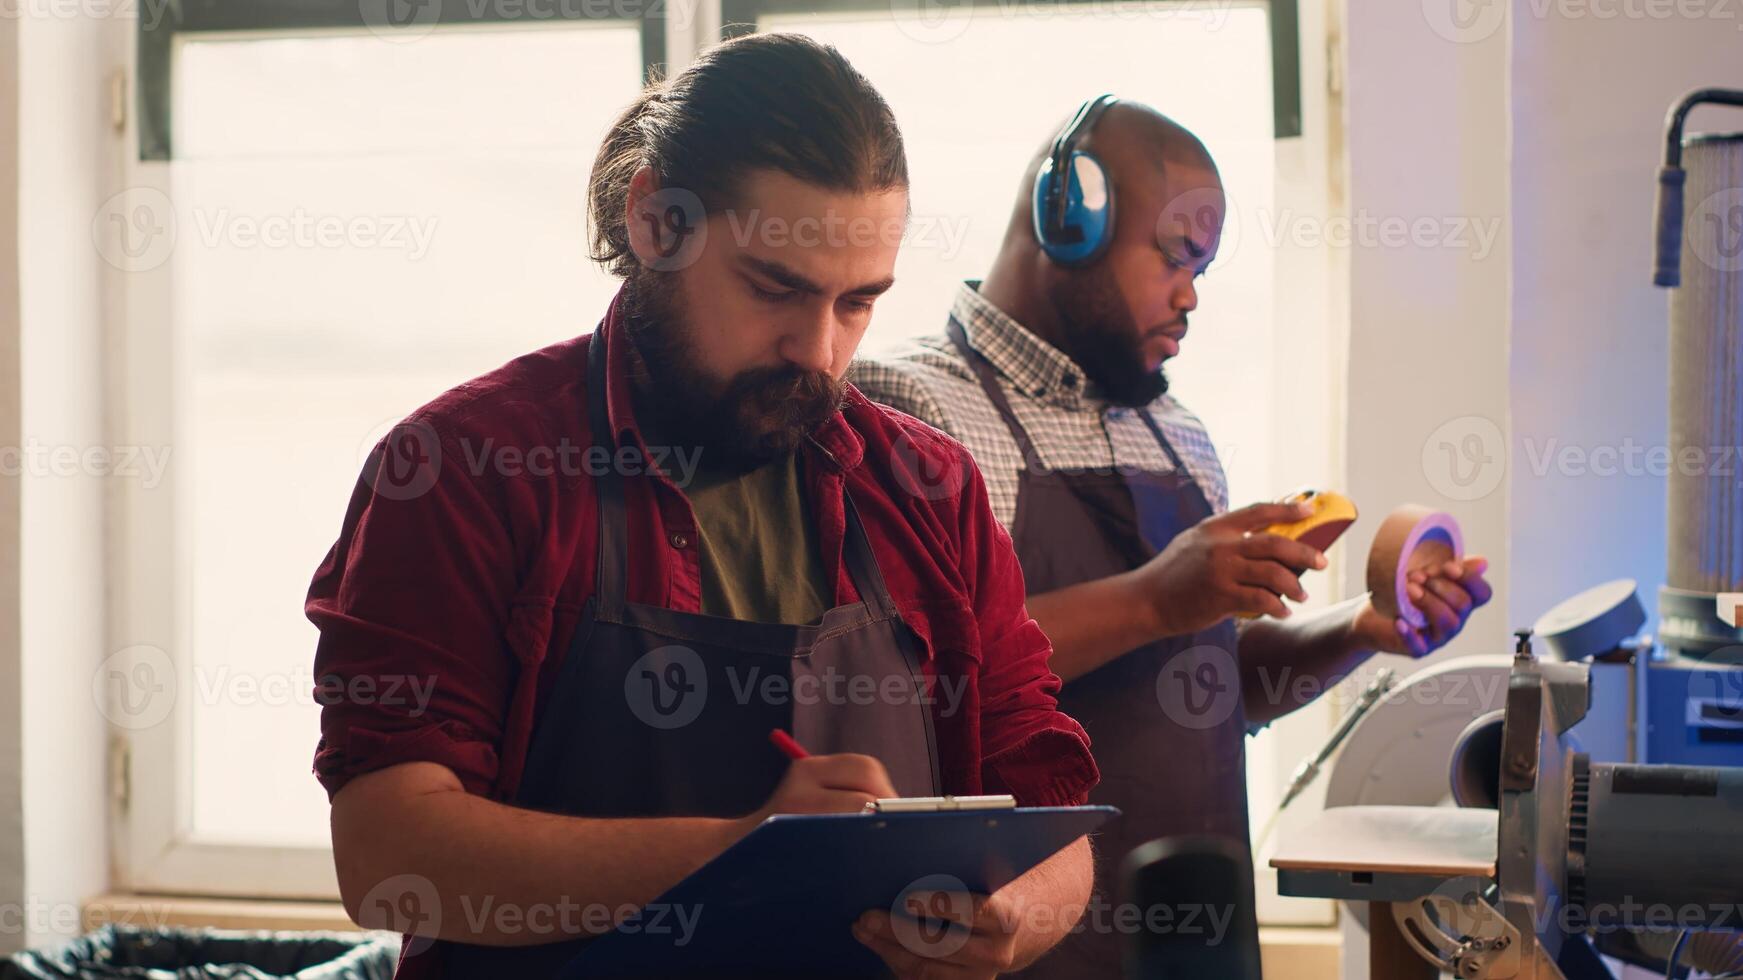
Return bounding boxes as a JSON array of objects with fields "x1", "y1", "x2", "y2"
[
  {"x1": 1261, "y1": 489, "x2": 1359, "y2": 554},
  {"x1": 1238, "y1": 489, "x2": 1357, "y2": 620}
]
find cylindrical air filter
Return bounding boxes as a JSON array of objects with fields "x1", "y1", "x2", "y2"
[{"x1": 1667, "y1": 133, "x2": 1743, "y2": 596}]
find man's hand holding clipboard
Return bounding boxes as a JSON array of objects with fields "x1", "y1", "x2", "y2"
[{"x1": 748, "y1": 730, "x2": 1100, "y2": 980}]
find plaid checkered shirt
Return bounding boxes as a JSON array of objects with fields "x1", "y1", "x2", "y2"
[{"x1": 849, "y1": 280, "x2": 1230, "y2": 531}]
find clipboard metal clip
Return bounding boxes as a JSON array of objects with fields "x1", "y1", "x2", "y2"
[{"x1": 863, "y1": 794, "x2": 1018, "y2": 814}]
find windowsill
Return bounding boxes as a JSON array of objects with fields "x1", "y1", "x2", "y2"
[
  {"x1": 83, "y1": 894, "x2": 358, "y2": 934},
  {"x1": 84, "y1": 897, "x2": 1340, "y2": 978}
]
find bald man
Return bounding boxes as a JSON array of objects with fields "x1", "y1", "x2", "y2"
[{"x1": 850, "y1": 96, "x2": 1492, "y2": 975}]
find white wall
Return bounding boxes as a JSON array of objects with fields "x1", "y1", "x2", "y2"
[
  {"x1": 0, "y1": 11, "x2": 122, "y2": 952},
  {"x1": 1329, "y1": 0, "x2": 1739, "y2": 975},
  {"x1": 1335, "y1": 0, "x2": 1513, "y2": 973},
  {"x1": 1341, "y1": 0, "x2": 1514, "y2": 664},
  {"x1": 1508, "y1": 1, "x2": 1739, "y2": 633}
]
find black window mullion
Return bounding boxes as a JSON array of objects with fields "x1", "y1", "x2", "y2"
[
  {"x1": 717, "y1": 0, "x2": 1303, "y2": 140},
  {"x1": 139, "y1": 0, "x2": 663, "y2": 160}
]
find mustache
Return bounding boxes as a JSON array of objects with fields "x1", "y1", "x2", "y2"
[{"x1": 726, "y1": 364, "x2": 844, "y2": 425}]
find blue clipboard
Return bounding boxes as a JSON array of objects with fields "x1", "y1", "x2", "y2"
[{"x1": 559, "y1": 804, "x2": 1118, "y2": 978}]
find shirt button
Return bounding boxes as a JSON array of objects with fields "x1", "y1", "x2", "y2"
[{"x1": 669, "y1": 532, "x2": 691, "y2": 549}]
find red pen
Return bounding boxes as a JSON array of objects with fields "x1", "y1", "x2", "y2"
[{"x1": 768, "y1": 728, "x2": 810, "y2": 761}]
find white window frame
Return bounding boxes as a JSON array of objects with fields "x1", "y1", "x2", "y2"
[{"x1": 108, "y1": 12, "x2": 660, "y2": 900}]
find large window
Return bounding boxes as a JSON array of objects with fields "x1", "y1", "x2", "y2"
[
  {"x1": 110, "y1": 0, "x2": 1336, "y2": 921},
  {"x1": 757, "y1": 4, "x2": 1279, "y2": 506},
  {"x1": 113, "y1": 22, "x2": 644, "y2": 896}
]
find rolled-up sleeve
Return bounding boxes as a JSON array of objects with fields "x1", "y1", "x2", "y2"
[
  {"x1": 953, "y1": 454, "x2": 1100, "y2": 807},
  {"x1": 306, "y1": 418, "x2": 518, "y2": 800}
]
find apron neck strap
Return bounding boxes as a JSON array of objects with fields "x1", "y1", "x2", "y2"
[
  {"x1": 839, "y1": 491, "x2": 897, "y2": 619},
  {"x1": 586, "y1": 330, "x2": 630, "y2": 615},
  {"x1": 946, "y1": 315, "x2": 1045, "y2": 469},
  {"x1": 1135, "y1": 408, "x2": 1217, "y2": 518},
  {"x1": 947, "y1": 314, "x2": 1218, "y2": 515}
]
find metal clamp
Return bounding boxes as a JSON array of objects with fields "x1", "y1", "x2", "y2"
[{"x1": 1393, "y1": 880, "x2": 1523, "y2": 979}]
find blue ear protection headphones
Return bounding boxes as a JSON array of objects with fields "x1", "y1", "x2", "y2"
[{"x1": 1032, "y1": 94, "x2": 1120, "y2": 266}]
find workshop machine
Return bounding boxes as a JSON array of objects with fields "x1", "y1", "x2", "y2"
[{"x1": 1271, "y1": 89, "x2": 1743, "y2": 979}]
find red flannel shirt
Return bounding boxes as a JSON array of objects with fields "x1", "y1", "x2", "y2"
[{"x1": 307, "y1": 290, "x2": 1098, "y2": 975}]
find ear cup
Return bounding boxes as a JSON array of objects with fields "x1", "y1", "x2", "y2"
[{"x1": 1032, "y1": 150, "x2": 1116, "y2": 266}]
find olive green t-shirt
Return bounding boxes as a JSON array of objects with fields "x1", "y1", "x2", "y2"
[{"x1": 680, "y1": 453, "x2": 831, "y2": 625}]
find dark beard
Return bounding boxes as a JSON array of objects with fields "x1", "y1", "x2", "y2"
[
  {"x1": 618, "y1": 270, "x2": 845, "y2": 474},
  {"x1": 1047, "y1": 264, "x2": 1171, "y2": 408}
]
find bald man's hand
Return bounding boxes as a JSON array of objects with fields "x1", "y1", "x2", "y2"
[{"x1": 1131, "y1": 501, "x2": 1328, "y2": 636}]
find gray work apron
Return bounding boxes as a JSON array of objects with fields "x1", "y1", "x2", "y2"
[
  {"x1": 945, "y1": 318, "x2": 1250, "y2": 980},
  {"x1": 438, "y1": 331, "x2": 941, "y2": 979}
]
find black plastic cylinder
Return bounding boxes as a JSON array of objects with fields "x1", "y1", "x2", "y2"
[{"x1": 1571, "y1": 760, "x2": 1743, "y2": 930}]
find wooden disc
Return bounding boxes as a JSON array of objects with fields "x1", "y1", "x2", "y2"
[{"x1": 1365, "y1": 505, "x2": 1464, "y2": 629}]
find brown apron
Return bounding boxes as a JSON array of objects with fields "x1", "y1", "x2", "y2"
[
  {"x1": 945, "y1": 318, "x2": 1250, "y2": 980},
  {"x1": 438, "y1": 331, "x2": 940, "y2": 978}
]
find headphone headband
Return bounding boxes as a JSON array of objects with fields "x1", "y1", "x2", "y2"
[{"x1": 1045, "y1": 94, "x2": 1119, "y2": 236}]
